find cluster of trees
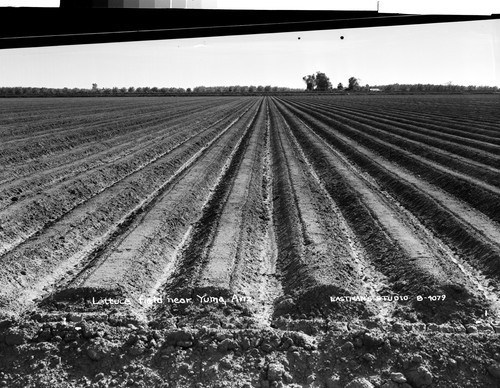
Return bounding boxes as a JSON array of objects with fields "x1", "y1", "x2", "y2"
[
  {"x1": 302, "y1": 72, "x2": 332, "y2": 91},
  {"x1": 302, "y1": 73, "x2": 361, "y2": 91},
  {"x1": 346, "y1": 77, "x2": 360, "y2": 91}
]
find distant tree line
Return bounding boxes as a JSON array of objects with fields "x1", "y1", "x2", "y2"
[
  {"x1": 192, "y1": 85, "x2": 301, "y2": 93},
  {"x1": 0, "y1": 85, "x2": 302, "y2": 97},
  {"x1": 0, "y1": 86, "x2": 187, "y2": 97},
  {"x1": 370, "y1": 83, "x2": 499, "y2": 93},
  {"x1": 301, "y1": 73, "x2": 499, "y2": 93},
  {"x1": 0, "y1": 82, "x2": 498, "y2": 97}
]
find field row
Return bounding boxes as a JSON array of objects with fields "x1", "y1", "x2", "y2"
[{"x1": 0, "y1": 95, "x2": 499, "y2": 328}]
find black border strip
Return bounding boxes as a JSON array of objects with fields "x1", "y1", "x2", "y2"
[{"x1": 0, "y1": 8, "x2": 498, "y2": 49}]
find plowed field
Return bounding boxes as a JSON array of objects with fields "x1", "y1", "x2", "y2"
[{"x1": 1, "y1": 95, "x2": 500, "y2": 388}]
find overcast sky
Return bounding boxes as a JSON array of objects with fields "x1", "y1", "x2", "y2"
[{"x1": 0, "y1": 18, "x2": 499, "y2": 89}]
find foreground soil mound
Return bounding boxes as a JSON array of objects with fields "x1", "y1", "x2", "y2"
[{"x1": 2, "y1": 311, "x2": 500, "y2": 387}]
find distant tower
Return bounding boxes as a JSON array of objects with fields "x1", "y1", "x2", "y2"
[{"x1": 92, "y1": 83, "x2": 98, "y2": 91}]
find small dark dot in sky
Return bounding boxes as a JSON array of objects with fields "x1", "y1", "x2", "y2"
[
  {"x1": 298, "y1": 37, "x2": 301, "y2": 40},
  {"x1": 340, "y1": 36, "x2": 344, "y2": 40}
]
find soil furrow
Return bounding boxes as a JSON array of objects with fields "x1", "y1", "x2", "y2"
[
  {"x1": 0, "y1": 101, "x2": 249, "y2": 212},
  {"x1": 279, "y1": 100, "x2": 500, "y2": 249},
  {"x1": 199, "y1": 101, "x2": 267, "y2": 293},
  {"x1": 44, "y1": 99, "x2": 263, "y2": 316},
  {"x1": 0, "y1": 98, "x2": 243, "y2": 170},
  {"x1": 0, "y1": 99, "x2": 248, "y2": 187},
  {"x1": 0, "y1": 100, "x2": 259, "y2": 314},
  {"x1": 301, "y1": 98, "x2": 500, "y2": 143},
  {"x1": 316, "y1": 94, "x2": 500, "y2": 129},
  {"x1": 274, "y1": 99, "x2": 491, "y2": 323},
  {"x1": 253, "y1": 102, "x2": 283, "y2": 325},
  {"x1": 278, "y1": 98, "x2": 500, "y2": 224},
  {"x1": 287, "y1": 99, "x2": 500, "y2": 175},
  {"x1": 0, "y1": 108, "x2": 176, "y2": 163},
  {"x1": 0, "y1": 103, "x2": 252, "y2": 258},
  {"x1": 269, "y1": 99, "x2": 390, "y2": 321},
  {"x1": 0, "y1": 97, "x2": 220, "y2": 146},
  {"x1": 150, "y1": 99, "x2": 269, "y2": 326},
  {"x1": 275, "y1": 99, "x2": 500, "y2": 283}
]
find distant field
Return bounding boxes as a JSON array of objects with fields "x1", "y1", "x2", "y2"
[{"x1": 1, "y1": 94, "x2": 500, "y2": 387}]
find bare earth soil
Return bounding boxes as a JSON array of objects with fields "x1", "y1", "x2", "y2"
[{"x1": 1, "y1": 95, "x2": 500, "y2": 388}]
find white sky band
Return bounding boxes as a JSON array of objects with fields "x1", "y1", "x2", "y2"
[{"x1": 1, "y1": 19, "x2": 498, "y2": 89}]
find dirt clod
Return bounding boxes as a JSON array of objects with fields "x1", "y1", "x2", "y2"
[
  {"x1": 86, "y1": 347, "x2": 102, "y2": 361},
  {"x1": 67, "y1": 313, "x2": 82, "y2": 323},
  {"x1": 410, "y1": 354, "x2": 424, "y2": 365},
  {"x1": 390, "y1": 372, "x2": 407, "y2": 383},
  {"x1": 487, "y1": 362, "x2": 500, "y2": 379},
  {"x1": 392, "y1": 322, "x2": 405, "y2": 333},
  {"x1": 326, "y1": 374, "x2": 342, "y2": 388},
  {"x1": 266, "y1": 362, "x2": 285, "y2": 381},
  {"x1": 218, "y1": 338, "x2": 239, "y2": 352},
  {"x1": 362, "y1": 353, "x2": 376, "y2": 363},
  {"x1": 466, "y1": 324, "x2": 478, "y2": 334},
  {"x1": 165, "y1": 330, "x2": 194, "y2": 347},
  {"x1": 362, "y1": 332, "x2": 384, "y2": 348},
  {"x1": 4, "y1": 331, "x2": 27, "y2": 346},
  {"x1": 405, "y1": 366, "x2": 433, "y2": 387},
  {"x1": 341, "y1": 341, "x2": 355, "y2": 352},
  {"x1": 345, "y1": 377, "x2": 375, "y2": 388}
]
